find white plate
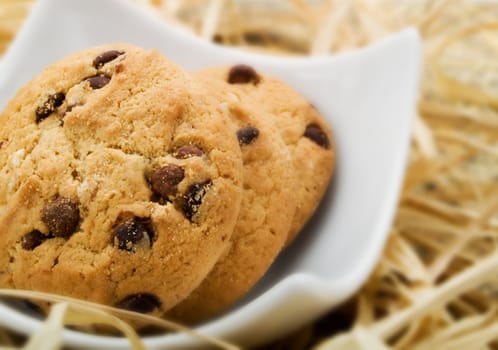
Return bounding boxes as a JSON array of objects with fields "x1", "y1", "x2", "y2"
[{"x1": 0, "y1": 0, "x2": 421, "y2": 348}]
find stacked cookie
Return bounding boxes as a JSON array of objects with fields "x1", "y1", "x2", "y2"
[{"x1": 0, "y1": 44, "x2": 335, "y2": 325}]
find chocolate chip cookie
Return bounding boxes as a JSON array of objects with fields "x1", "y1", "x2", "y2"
[
  {"x1": 168, "y1": 77, "x2": 296, "y2": 323},
  {"x1": 197, "y1": 65, "x2": 336, "y2": 243},
  {"x1": 0, "y1": 44, "x2": 243, "y2": 316}
]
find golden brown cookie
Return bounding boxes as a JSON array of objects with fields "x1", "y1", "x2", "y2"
[
  {"x1": 0, "y1": 44, "x2": 243, "y2": 317},
  {"x1": 198, "y1": 65, "x2": 336, "y2": 244},
  {"x1": 167, "y1": 75, "x2": 296, "y2": 323}
]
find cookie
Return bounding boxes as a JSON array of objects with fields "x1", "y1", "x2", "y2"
[
  {"x1": 167, "y1": 77, "x2": 297, "y2": 323},
  {"x1": 197, "y1": 65, "x2": 336, "y2": 243},
  {"x1": 0, "y1": 44, "x2": 243, "y2": 316}
]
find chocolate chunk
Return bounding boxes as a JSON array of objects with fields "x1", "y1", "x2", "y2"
[
  {"x1": 303, "y1": 123, "x2": 330, "y2": 149},
  {"x1": 36, "y1": 92, "x2": 65, "y2": 122},
  {"x1": 41, "y1": 197, "x2": 80, "y2": 238},
  {"x1": 237, "y1": 126, "x2": 259, "y2": 145},
  {"x1": 180, "y1": 180, "x2": 212, "y2": 220},
  {"x1": 84, "y1": 75, "x2": 111, "y2": 89},
  {"x1": 227, "y1": 64, "x2": 261, "y2": 85},
  {"x1": 20, "y1": 230, "x2": 47, "y2": 250},
  {"x1": 93, "y1": 50, "x2": 124, "y2": 69},
  {"x1": 113, "y1": 216, "x2": 154, "y2": 251},
  {"x1": 173, "y1": 145, "x2": 204, "y2": 159},
  {"x1": 115, "y1": 293, "x2": 161, "y2": 313},
  {"x1": 149, "y1": 165, "x2": 184, "y2": 200}
]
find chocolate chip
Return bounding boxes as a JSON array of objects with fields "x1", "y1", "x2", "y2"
[
  {"x1": 20, "y1": 230, "x2": 47, "y2": 250},
  {"x1": 115, "y1": 293, "x2": 161, "y2": 313},
  {"x1": 113, "y1": 216, "x2": 154, "y2": 251},
  {"x1": 180, "y1": 180, "x2": 212, "y2": 220},
  {"x1": 149, "y1": 165, "x2": 184, "y2": 200},
  {"x1": 227, "y1": 64, "x2": 261, "y2": 85},
  {"x1": 93, "y1": 50, "x2": 124, "y2": 69},
  {"x1": 36, "y1": 92, "x2": 65, "y2": 122},
  {"x1": 41, "y1": 197, "x2": 80, "y2": 238},
  {"x1": 84, "y1": 75, "x2": 111, "y2": 89},
  {"x1": 303, "y1": 123, "x2": 330, "y2": 149},
  {"x1": 237, "y1": 126, "x2": 259, "y2": 145},
  {"x1": 173, "y1": 145, "x2": 204, "y2": 159}
]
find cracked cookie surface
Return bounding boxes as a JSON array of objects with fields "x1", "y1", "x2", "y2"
[{"x1": 0, "y1": 44, "x2": 243, "y2": 316}]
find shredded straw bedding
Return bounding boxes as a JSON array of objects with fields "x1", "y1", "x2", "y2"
[{"x1": 0, "y1": 0, "x2": 497, "y2": 349}]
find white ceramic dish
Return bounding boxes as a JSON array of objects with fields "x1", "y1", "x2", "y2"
[{"x1": 0, "y1": 0, "x2": 421, "y2": 348}]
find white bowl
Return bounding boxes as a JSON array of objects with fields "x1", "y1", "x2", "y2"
[{"x1": 0, "y1": 0, "x2": 421, "y2": 348}]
